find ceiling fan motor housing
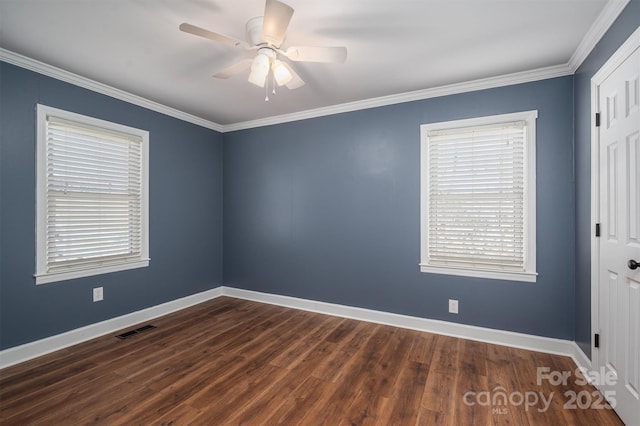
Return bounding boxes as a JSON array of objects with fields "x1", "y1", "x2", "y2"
[{"x1": 246, "y1": 16, "x2": 268, "y2": 46}]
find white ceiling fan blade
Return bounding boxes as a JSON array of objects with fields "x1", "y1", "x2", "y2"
[
  {"x1": 213, "y1": 59, "x2": 253, "y2": 79},
  {"x1": 179, "y1": 23, "x2": 249, "y2": 49},
  {"x1": 262, "y1": 0, "x2": 294, "y2": 47},
  {"x1": 283, "y1": 46, "x2": 347, "y2": 63},
  {"x1": 281, "y1": 62, "x2": 305, "y2": 90}
]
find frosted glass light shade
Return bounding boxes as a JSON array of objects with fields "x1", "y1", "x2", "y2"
[
  {"x1": 272, "y1": 60, "x2": 292, "y2": 86},
  {"x1": 248, "y1": 53, "x2": 270, "y2": 87}
]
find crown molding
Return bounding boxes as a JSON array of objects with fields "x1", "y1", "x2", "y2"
[
  {"x1": 222, "y1": 63, "x2": 573, "y2": 132},
  {"x1": 0, "y1": 48, "x2": 573, "y2": 135},
  {"x1": 567, "y1": 0, "x2": 631, "y2": 72},
  {"x1": 0, "y1": 49, "x2": 224, "y2": 133},
  {"x1": 1, "y1": 0, "x2": 628, "y2": 134}
]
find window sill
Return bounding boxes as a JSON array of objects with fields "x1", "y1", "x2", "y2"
[
  {"x1": 419, "y1": 264, "x2": 537, "y2": 283},
  {"x1": 35, "y1": 259, "x2": 150, "y2": 285}
]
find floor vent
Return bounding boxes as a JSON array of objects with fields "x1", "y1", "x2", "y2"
[{"x1": 115, "y1": 324, "x2": 157, "y2": 339}]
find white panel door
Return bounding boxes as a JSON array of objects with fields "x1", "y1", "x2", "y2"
[{"x1": 598, "y1": 44, "x2": 640, "y2": 425}]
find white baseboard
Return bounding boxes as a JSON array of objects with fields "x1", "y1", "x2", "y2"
[
  {"x1": 0, "y1": 287, "x2": 223, "y2": 369},
  {"x1": 1, "y1": 285, "x2": 593, "y2": 371},
  {"x1": 570, "y1": 342, "x2": 593, "y2": 371},
  {"x1": 220, "y1": 286, "x2": 582, "y2": 360}
]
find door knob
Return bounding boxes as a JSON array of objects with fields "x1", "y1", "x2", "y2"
[{"x1": 629, "y1": 259, "x2": 639, "y2": 270}]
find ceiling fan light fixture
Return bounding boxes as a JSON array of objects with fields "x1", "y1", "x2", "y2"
[
  {"x1": 248, "y1": 68, "x2": 268, "y2": 87},
  {"x1": 181, "y1": 0, "x2": 347, "y2": 93},
  {"x1": 272, "y1": 60, "x2": 292, "y2": 86},
  {"x1": 248, "y1": 53, "x2": 270, "y2": 87},
  {"x1": 252, "y1": 52, "x2": 270, "y2": 73}
]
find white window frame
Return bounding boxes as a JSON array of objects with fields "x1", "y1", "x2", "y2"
[
  {"x1": 419, "y1": 110, "x2": 537, "y2": 282},
  {"x1": 35, "y1": 104, "x2": 150, "y2": 285}
]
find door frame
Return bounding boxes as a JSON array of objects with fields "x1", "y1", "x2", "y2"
[{"x1": 590, "y1": 25, "x2": 640, "y2": 374}]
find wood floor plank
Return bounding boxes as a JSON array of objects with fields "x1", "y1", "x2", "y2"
[
  {"x1": 416, "y1": 407, "x2": 451, "y2": 425},
  {"x1": 302, "y1": 326, "x2": 387, "y2": 424},
  {"x1": 325, "y1": 317, "x2": 359, "y2": 344},
  {"x1": 407, "y1": 331, "x2": 437, "y2": 365},
  {"x1": 33, "y1": 377, "x2": 152, "y2": 425},
  {"x1": 0, "y1": 297, "x2": 624, "y2": 426},
  {"x1": 382, "y1": 360, "x2": 430, "y2": 425},
  {"x1": 262, "y1": 375, "x2": 330, "y2": 425},
  {"x1": 152, "y1": 402, "x2": 204, "y2": 426},
  {"x1": 269, "y1": 315, "x2": 342, "y2": 369},
  {"x1": 339, "y1": 320, "x2": 377, "y2": 355},
  {"x1": 232, "y1": 339, "x2": 339, "y2": 425},
  {"x1": 510, "y1": 348, "x2": 576, "y2": 426},
  {"x1": 484, "y1": 343, "x2": 531, "y2": 426},
  {"x1": 341, "y1": 327, "x2": 414, "y2": 424},
  {"x1": 420, "y1": 370, "x2": 457, "y2": 414},
  {"x1": 187, "y1": 363, "x2": 289, "y2": 424}
]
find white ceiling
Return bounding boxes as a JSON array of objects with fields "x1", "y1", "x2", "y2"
[{"x1": 0, "y1": 0, "x2": 621, "y2": 128}]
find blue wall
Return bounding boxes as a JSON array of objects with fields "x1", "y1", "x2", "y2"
[
  {"x1": 224, "y1": 77, "x2": 576, "y2": 339},
  {"x1": 0, "y1": 62, "x2": 224, "y2": 349},
  {"x1": 574, "y1": 1, "x2": 640, "y2": 358}
]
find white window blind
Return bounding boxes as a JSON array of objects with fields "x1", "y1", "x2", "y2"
[
  {"x1": 420, "y1": 111, "x2": 537, "y2": 282},
  {"x1": 36, "y1": 105, "x2": 149, "y2": 284}
]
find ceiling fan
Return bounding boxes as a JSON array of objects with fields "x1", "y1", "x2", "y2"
[{"x1": 179, "y1": 0, "x2": 347, "y2": 95}]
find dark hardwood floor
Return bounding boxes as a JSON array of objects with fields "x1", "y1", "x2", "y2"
[{"x1": 0, "y1": 297, "x2": 623, "y2": 425}]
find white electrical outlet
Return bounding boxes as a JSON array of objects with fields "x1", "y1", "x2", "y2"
[
  {"x1": 93, "y1": 287, "x2": 104, "y2": 302},
  {"x1": 448, "y1": 299, "x2": 459, "y2": 314}
]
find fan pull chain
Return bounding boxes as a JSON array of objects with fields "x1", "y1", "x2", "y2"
[
  {"x1": 265, "y1": 79, "x2": 269, "y2": 102},
  {"x1": 272, "y1": 74, "x2": 276, "y2": 95}
]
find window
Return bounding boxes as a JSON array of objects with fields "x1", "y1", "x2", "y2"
[
  {"x1": 420, "y1": 111, "x2": 537, "y2": 282},
  {"x1": 35, "y1": 105, "x2": 149, "y2": 284}
]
